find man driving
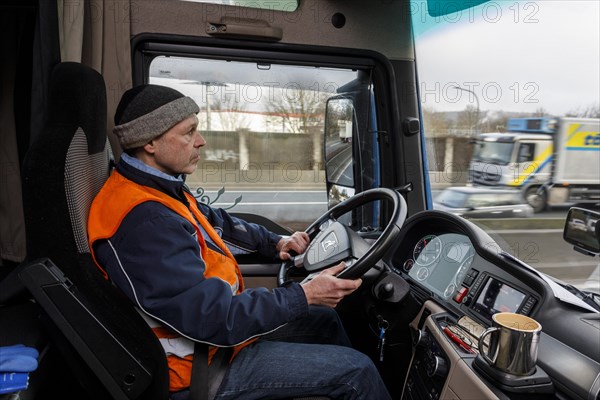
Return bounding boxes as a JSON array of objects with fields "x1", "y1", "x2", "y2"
[{"x1": 88, "y1": 84, "x2": 391, "y2": 399}]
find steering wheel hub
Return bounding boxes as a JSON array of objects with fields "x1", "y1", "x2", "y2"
[{"x1": 278, "y1": 188, "x2": 407, "y2": 286}]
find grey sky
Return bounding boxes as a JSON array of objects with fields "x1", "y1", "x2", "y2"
[{"x1": 414, "y1": 0, "x2": 600, "y2": 116}]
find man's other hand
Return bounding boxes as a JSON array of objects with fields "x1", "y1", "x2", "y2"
[
  {"x1": 277, "y1": 232, "x2": 310, "y2": 260},
  {"x1": 300, "y1": 263, "x2": 362, "y2": 308}
]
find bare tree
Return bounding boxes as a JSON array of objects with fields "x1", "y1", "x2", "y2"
[
  {"x1": 456, "y1": 104, "x2": 479, "y2": 136},
  {"x1": 483, "y1": 114, "x2": 510, "y2": 132},
  {"x1": 566, "y1": 103, "x2": 600, "y2": 118},
  {"x1": 266, "y1": 86, "x2": 328, "y2": 134},
  {"x1": 266, "y1": 87, "x2": 329, "y2": 170},
  {"x1": 422, "y1": 107, "x2": 452, "y2": 137},
  {"x1": 533, "y1": 107, "x2": 548, "y2": 117},
  {"x1": 209, "y1": 96, "x2": 251, "y2": 132}
]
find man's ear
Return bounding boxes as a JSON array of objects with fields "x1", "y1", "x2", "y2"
[{"x1": 143, "y1": 140, "x2": 157, "y2": 154}]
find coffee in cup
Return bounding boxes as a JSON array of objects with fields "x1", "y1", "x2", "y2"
[{"x1": 478, "y1": 312, "x2": 542, "y2": 376}]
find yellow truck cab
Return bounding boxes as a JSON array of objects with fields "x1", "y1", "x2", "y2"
[{"x1": 470, "y1": 117, "x2": 600, "y2": 212}]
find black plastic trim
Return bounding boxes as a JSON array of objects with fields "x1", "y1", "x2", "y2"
[{"x1": 19, "y1": 259, "x2": 152, "y2": 400}]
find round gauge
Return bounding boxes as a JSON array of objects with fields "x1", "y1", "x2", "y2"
[
  {"x1": 444, "y1": 283, "x2": 457, "y2": 299},
  {"x1": 416, "y1": 267, "x2": 429, "y2": 281},
  {"x1": 403, "y1": 259, "x2": 415, "y2": 272},
  {"x1": 414, "y1": 235, "x2": 443, "y2": 266},
  {"x1": 455, "y1": 254, "x2": 474, "y2": 286}
]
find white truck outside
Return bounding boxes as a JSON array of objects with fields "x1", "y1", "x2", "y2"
[
  {"x1": 339, "y1": 120, "x2": 352, "y2": 143},
  {"x1": 469, "y1": 117, "x2": 600, "y2": 212}
]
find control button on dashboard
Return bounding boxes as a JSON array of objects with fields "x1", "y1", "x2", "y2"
[
  {"x1": 467, "y1": 269, "x2": 479, "y2": 278},
  {"x1": 526, "y1": 298, "x2": 536, "y2": 306},
  {"x1": 465, "y1": 269, "x2": 480, "y2": 287},
  {"x1": 521, "y1": 297, "x2": 537, "y2": 314},
  {"x1": 470, "y1": 275, "x2": 485, "y2": 293},
  {"x1": 453, "y1": 287, "x2": 469, "y2": 303}
]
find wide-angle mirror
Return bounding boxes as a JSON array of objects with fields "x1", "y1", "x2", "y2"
[
  {"x1": 564, "y1": 207, "x2": 600, "y2": 255},
  {"x1": 324, "y1": 97, "x2": 355, "y2": 188}
]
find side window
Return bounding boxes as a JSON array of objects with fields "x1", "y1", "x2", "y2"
[
  {"x1": 148, "y1": 56, "x2": 368, "y2": 231},
  {"x1": 517, "y1": 143, "x2": 536, "y2": 163}
]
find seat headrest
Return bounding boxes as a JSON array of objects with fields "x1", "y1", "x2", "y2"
[{"x1": 47, "y1": 62, "x2": 107, "y2": 154}]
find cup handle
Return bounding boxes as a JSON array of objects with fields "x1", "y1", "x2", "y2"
[{"x1": 478, "y1": 327, "x2": 499, "y2": 365}]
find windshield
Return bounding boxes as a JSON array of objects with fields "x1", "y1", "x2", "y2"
[
  {"x1": 472, "y1": 141, "x2": 514, "y2": 165},
  {"x1": 412, "y1": 0, "x2": 600, "y2": 293}
]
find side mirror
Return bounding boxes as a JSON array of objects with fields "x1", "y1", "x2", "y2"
[
  {"x1": 563, "y1": 207, "x2": 600, "y2": 256},
  {"x1": 324, "y1": 97, "x2": 355, "y2": 188}
]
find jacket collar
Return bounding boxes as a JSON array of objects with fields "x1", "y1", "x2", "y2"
[{"x1": 116, "y1": 153, "x2": 188, "y2": 203}]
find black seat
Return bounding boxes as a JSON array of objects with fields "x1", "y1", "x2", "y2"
[{"x1": 19, "y1": 62, "x2": 169, "y2": 400}]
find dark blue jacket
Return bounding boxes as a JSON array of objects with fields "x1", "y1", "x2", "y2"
[{"x1": 93, "y1": 158, "x2": 309, "y2": 346}]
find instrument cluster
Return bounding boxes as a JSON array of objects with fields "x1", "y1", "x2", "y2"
[{"x1": 399, "y1": 233, "x2": 475, "y2": 301}]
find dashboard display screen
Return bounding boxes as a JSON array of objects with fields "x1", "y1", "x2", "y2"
[
  {"x1": 472, "y1": 277, "x2": 526, "y2": 321},
  {"x1": 408, "y1": 233, "x2": 474, "y2": 300}
]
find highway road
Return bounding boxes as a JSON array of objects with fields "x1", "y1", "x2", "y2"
[
  {"x1": 202, "y1": 189, "x2": 328, "y2": 230},
  {"x1": 200, "y1": 189, "x2": 598, "y2": 290}
]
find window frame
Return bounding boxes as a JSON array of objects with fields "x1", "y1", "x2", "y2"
[{"x1": 131, "y1": 34, "x2": 400, "y2": 229}]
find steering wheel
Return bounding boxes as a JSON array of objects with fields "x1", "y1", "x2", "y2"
[{"x1": 278, "y1": 187, "x2": 407, "y2": 286}]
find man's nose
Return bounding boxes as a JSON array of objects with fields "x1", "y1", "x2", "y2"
[{"x1": 195, "y1": 132, "x2": 206, "y2": 148}]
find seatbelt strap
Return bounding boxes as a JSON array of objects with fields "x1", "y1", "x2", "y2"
[
  {"x1": 189, "y1": 343, "x2": 232, "y2": 400},
  {"x1": 189, "y1": 343, "x2": 208, "y2": 400},
  {"x1": 208, "y1": 346, "x2": 232, "y2": 399}
]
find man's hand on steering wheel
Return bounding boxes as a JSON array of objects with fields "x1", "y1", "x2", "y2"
[
  {"x1": 278, "y1": 188, "x2": 407, "y2": 287},
  {"x1": 277, "y1": 232, "x2": 310, "y2": 260},
  {"x1": 300, "y1": 263, "x2": 362, "y2": 308}
]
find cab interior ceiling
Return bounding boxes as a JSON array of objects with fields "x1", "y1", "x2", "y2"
[{"x1": 131, "y1": 0, "x2": 415, "y2": 60}]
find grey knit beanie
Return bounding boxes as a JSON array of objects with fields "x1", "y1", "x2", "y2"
[{"x1": 113, "y1": 84, "x2": 200, "y2": 149}]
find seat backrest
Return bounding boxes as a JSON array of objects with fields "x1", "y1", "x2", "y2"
[{"x1": 21, "y1": 62, "x2": 169, "y2": 400}]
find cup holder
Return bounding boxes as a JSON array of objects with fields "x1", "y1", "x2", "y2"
[{"x1": 473, "y1": 355, "x2": 554, "y2": 394}]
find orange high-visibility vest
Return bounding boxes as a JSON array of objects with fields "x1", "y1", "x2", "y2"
[{"x1": 88, "y1": 170, "x2": 252, "y2": 392}]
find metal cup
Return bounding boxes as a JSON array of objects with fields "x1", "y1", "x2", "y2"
[{"x1": 478, "y1": 312, "x2": 542, "y2": 376}]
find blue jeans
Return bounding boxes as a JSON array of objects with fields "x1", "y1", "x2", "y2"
[{"x1": 214, "y1": 306, "x2": 392, "y2": 400}]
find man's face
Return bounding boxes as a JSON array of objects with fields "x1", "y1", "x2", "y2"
[{"x1": 148, "y1": 115, "x2": 205, "y2": 176}]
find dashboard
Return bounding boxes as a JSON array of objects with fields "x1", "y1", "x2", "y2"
[
  {"x1": 391, "y1": 221, "x2": 539, "y2": 326},
  {"x1": 384, "y1": 210, "x2": 600, "y2": 400}
]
